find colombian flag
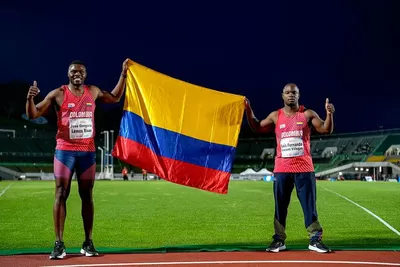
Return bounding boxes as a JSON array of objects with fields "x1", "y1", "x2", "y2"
[{"x1": 112, "y1": 59, "x2": 245, "y2": 194}]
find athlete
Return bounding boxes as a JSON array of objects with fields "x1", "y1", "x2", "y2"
[
  {"x1": 245, "y1": 83, "x2": 335, "y2": 253},
  {"x1": 26, "y1": 59, "x2": 129, "y2": 259}
]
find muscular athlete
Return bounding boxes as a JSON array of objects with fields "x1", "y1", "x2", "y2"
[
  {"x1": 26, "y1": 59, "x2": 129, "y2": 259},
  {"x1": 245, "y1": 83, "x2": 335, "y2": 253}
]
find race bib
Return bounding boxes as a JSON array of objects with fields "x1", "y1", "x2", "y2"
[
  {"x1": 69, "y1": 118, "x2": 93, "y2": 139},
  {"x1": 280, "y1": 137, "x2": 304, "y2": 158}
]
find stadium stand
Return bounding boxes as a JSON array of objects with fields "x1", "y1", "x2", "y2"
[
  {"x1": 2, "y1": 116, "x2": 400, "y2": 180},
  {"x1": 374, "y1": 134, "x2": 400, "y2": 155},
  {"x1": 232, "y1": 129, "x2": 400, "y2": 174}
]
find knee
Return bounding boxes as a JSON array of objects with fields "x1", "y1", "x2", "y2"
[
  {"x1": 79, "y1": 188, "x2": 93, "y2": 202},
  {"x1": 55, "y1": 186, "x2": 69, "y2": 203}
]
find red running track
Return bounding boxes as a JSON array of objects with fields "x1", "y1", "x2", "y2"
[{"x1": 0, "y1": 251, "x2": 399, "y2": 267}]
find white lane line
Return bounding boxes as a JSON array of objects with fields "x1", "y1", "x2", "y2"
[
  {"x1": 323, "y1": 186, "x2": 400, "y2": 236},
  {"x1": 41, "y1": 260, "x2": 400, "y2": 267},
  {"x1": 0, "y1": 184, "x2": 12, "y2": 197}
]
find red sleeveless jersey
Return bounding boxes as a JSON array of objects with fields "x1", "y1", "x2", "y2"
[
  {"x1": 55, "y1": 85, "x2": 96, "y2": 152},
  {"x1": 273, "y1": 106, "x2": 314, "y2": 173}
]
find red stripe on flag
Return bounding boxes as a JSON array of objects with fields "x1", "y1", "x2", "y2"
[{"x1": 112, "y1": 136, "x2": 230, "y2": 194}]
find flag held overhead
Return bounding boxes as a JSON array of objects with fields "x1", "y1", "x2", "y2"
[{"x1": 112, "y1": 59, "x2": 245, "y2": 194}]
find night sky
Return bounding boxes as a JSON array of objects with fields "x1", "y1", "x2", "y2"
[{"x1": 1, "y1": 1, "x2": 399, "y2": 133}]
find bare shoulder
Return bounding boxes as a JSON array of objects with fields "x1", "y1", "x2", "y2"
[
  {"x1": 88, "y1": 85, "x2": 102, "y2": 92},
  {"x1": 88, "y1": 85, "x2": 100, "y2": 91},
  {"x1": 35, "y1": 87, "x2": 64, "y2": 109},
  {"x1": 269, "y1": 110, "x2": 279, "y2": 122},
  {"x1": 88, "y1": 85, "x2": 101, "y2": 99},
  {"x1": 270, "y1": 110, "x2": 279, "y2": 117},
  {"x1": 304, "y1": 109, "x2": 318, "y2": 119},
  {"x1": 47, "y1": 87, "x2": 64, "y2": 98}
]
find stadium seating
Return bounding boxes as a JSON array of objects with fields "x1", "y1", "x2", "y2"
[
  {"x1": 373, "y1": 134, "x2": 400, "y2": 155},
  {"x1": 2, "y1": 115, "x2": 400, "y2": 176},
  {"x1": 231, "y1": 131, "x2": 400, "y2": 173}
]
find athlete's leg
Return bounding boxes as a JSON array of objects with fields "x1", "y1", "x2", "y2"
[
  {"x1": 75, "y1": 151, "x2": 98, "y2": 256},
  {"x1": 50, "y1": 150, "x2": 76, "y2": 259},
  {"x1": 266, "y1": 172, "x2": 294, "y2": 252},
  {"x1": 272, "y1": 172, "x2": 295, "y2": 241},
  {"x1": 53, "y1": 150, "x2": 75, "y2": 241},
  {"x1": 294, "y1": 172, "x2": 330, "y2": 252},
  {"x1": 294, "y1": 172, "x2": 322, "y2": 240}
]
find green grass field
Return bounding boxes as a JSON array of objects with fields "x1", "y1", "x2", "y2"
[{"x1": 0, "y1": 180, "x2": 399, "y2": 255}]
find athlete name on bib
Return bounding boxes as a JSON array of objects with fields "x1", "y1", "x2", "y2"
[
  {"x1": 69, "y1": 118, "x2": 93, "y2": 139},
  {"x1": 280, "y1": 137, "x2": 304, "y2": 158}
]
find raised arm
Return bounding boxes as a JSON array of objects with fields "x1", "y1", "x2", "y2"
[
  {"x1": 95, "y1": 59, "x2": 129, "y2": 104},
  {"x1": 245, "y1": 98, "x2": 276, "y2": 134},
  {"x1": 307, "y1": 98, "x2": 335, "y2": 134},
  {"x1": 26, "y1": 81, "x2": 58, "y2": 119}
]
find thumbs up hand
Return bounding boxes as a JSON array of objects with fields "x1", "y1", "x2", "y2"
[
  {"x1": 325, "y1": 98, "x2": 335, "y2": 115},
  {"x1": 27, "y1": 80, "x2": 40, "y2": 100}
]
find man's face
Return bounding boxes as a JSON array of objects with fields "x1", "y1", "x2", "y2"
[
  {"x1": 282, "y1": 85, "x2": 300, "y2": 107},
  {"x1": 68, "y1": 64, "x2": 87, "y2": 86}
]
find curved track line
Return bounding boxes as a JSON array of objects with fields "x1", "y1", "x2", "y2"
[
  {"x1": 0, "y1": 184, "x2": 12, "y2": 197},
  {"x1": 323, "y1": 186, "x2": 400, "y2": 236}
]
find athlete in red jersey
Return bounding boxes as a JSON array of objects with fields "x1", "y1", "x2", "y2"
[
  {"x1": 26, "y1": 59, "x2": 129, "y2": 259},
  {"x1": 245, "y1": 83, "x2": 335, "y2": 253}
]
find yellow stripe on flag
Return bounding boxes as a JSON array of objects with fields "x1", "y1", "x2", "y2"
[{"x1": 123, "y1": 60, "x2": 245, "y2": 147}]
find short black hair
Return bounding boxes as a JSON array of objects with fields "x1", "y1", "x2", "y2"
[{"x1": 70, "y1": 60, "x2": 85, "y2": 66}]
